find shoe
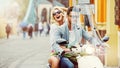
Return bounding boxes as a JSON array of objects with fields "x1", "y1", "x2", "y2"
[{"x1": 46, "y1": 64, "x2": 51, "y2": 68}]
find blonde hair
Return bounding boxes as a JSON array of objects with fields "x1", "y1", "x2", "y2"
[{"x1": 51, "y1": 6, "x2": 67, "y2": 24}]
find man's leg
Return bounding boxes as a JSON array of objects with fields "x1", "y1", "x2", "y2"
[{"x1": 60, "y1": 57, "x2": 74, "y2": 68}]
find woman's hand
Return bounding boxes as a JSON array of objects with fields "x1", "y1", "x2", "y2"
[
  {"x1": 60, "y1": 46, "x2": 71, "y2": 52},
  {"x1": 64, "y1": 48, "x2": 71, "y2": 52}
]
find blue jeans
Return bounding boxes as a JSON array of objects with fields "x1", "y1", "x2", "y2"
[
  {"x1": 60, "y1": 56, "x2": 74, "y2": 68},
  {"x1": 23, "y1": 31, "x2": 26, "y2": 39}
]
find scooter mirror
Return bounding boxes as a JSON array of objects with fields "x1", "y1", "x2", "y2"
[{"x1": 101, "y1": 36, "x2": 109, "y2": 42}]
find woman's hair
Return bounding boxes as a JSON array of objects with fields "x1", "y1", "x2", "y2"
[{"x1": 51, "y1": 6, "x2": 67, "y2": 24}]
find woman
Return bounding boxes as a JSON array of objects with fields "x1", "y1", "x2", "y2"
[{"x1": 48, "y1": 6, "x2": 67, "y2": 68}]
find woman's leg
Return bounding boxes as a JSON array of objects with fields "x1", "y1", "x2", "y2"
[{"x1": 48, "y1": 56, "x2": 60, "y2": 68}]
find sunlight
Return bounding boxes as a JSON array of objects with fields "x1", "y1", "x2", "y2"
[{"x1": 0, "y1": 0, "x2": 12, "y2": 8}]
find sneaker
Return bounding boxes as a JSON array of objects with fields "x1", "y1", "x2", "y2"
[{"x1": 46, "y1": 64, "x2": 51, "y2": 68}]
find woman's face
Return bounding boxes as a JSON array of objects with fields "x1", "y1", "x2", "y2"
[{"x1": 53, "y1": 9, "x2": 63, "y2": 22}]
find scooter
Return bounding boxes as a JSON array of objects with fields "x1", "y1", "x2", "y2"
[
  {"x1": 55, "y1": 35, "x2": 109, "y2": 68},
  {"x1": 71, "y1": 44, "x2": 104, "y2": 68}
]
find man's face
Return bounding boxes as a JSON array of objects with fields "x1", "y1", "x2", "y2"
[{"x1": 68, "y1": 12, "x2": 78, "y2": 24}]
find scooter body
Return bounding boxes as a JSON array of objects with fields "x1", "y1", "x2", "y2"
[
  {"x1": 71, "y1": 44, "x2": 105, "y2": 68},
  {"x1": 77, "y1": 55, "x2": 104, "y2": 68}
]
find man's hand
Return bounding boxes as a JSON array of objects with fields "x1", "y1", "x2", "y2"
[
  {"x1": 96, "y1": 43, "x2": 109, "y2": 55},
  {"x1": 101, "y1": 43, "x2": 110, "y2": 48},
  {"x1": 96, "y1": 43, "x2": 109, "y2": 48}
]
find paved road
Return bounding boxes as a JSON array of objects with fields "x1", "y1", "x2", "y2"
[{"x1": 0, "y1": 35, "x2": 51, "y2": 68}]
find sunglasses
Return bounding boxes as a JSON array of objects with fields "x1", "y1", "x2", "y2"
[{"x1": 53, "y1": 10, "x2": 61, "y2": 16}]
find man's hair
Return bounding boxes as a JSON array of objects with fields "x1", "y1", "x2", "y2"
[
  {"x1": 67, "y1": 6, "x2": 81, "y2": 16},
  {"x1": 67, "y1": 6, "x2": 73, "y2": 16}
]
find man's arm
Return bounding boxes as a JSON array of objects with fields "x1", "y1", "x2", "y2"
[{"x1": 82, "y1": 28, "x2": 100, "y2": 46}]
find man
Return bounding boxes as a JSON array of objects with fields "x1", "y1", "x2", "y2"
[{"x1": 52, "y1": 6, "x2": 102, "y2": 68}]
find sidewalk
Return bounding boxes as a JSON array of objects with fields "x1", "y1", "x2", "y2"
[
  {"x1": 0, "y1": 35, "x2": 20, "y2": 43},
  {"x1": 5, "y1": 35, "x2": 50, "y2": 68},
  {"x1": 0, "y1": 33, "x2": 29, "y2": 43}
]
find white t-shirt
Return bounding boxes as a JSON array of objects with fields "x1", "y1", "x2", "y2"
[
  {"x1": 69, "y1": 30, "x2": 75, "y2": 45},
  {"x1": 38, "y1": 22, "x2": 43, "y2": 30}
]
